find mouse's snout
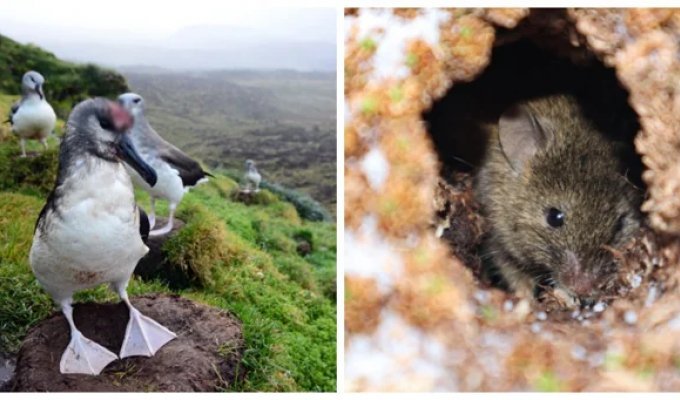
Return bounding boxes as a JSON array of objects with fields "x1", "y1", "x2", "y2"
[{"x1": 556, "y1": 250, "x2": 614, "y2": 299}]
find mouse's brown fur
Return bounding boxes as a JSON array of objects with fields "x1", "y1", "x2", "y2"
[{"x1": 475, "y1": 94, "x2": 643, "y2": 305}]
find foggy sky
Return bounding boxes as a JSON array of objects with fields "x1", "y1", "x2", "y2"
[{"x1": 0, "y1": 1, "x2": 337, "y2": 71}]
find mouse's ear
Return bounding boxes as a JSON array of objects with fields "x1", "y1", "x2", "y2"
[{"x1": 498, "y1": 105, "x2": 551, "y2": 173}]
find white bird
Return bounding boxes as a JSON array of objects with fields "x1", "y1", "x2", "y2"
[
  {"x1": 118, "y1": 93, "x2": 211, "y2": 236},
  {"x1": 29, "y1": 98, "x2": 175, "y2": 375},
  {"x1": 243, "y1": 159, "x2": 261, "y2": 193},
  {"x1": 6, "y1": 71, "x2": 57, "y2": 157}
]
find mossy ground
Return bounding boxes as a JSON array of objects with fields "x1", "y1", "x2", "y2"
[{"x1": 0, "y1": 98, "x2": 337, "y2": 391}]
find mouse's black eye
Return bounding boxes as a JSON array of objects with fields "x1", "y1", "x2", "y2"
[
  {"x1": 546, "y1": 207, "x2": 565, "y2": 228},
  {"x1": 614, "y1": 213, "x2": 627, "y2": 232}
]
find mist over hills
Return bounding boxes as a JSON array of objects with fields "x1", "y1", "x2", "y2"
[
  {"x1": 0, "y1": 18, "x2": 337, "y2": 71},
  {"x1": 40, "y1": 40, "x2": 336, "y2": 71}
]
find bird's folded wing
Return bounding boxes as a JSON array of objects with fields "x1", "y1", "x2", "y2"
[
  {"x1": 158, "y1": 145, "x2": 208, "y2": 187},
  {"x1": 5, "y1": 100, "x2": 20, "y2": 124}
]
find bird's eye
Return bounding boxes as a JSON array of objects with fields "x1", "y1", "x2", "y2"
[
  {"x1": 133, "y1": 98, "x2": 141, "y2": 104},
  {"x1": 546, "y1": 207, "x2": 565, "y2": 228}
]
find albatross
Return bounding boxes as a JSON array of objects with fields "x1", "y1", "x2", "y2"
[
  {"x1": 118, "y1": 93, "x2": 211, "y2": 236},
  {"x1": 5, "y1": 71, "x2": 57, "y2": 157},
  {"x1": 29, "y1": 98, "x2": 175, "y2": 375},
  {"x1": 243, "y1": 159, "x2": 261, "y2": 193}
]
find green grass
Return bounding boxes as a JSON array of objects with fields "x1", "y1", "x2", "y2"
[{"x1": 0, "y1": 130, "x2": 337, "y2": 391}]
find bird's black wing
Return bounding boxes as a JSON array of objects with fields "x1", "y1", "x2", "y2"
[
  {"x1": 138, "y1": 206, "x2": 150, "y2": 244},
  {"x1": 159, "y1": 145, "x2": 212, "y2": 187},
  {"x1": 4, "y1": 101, "x2": 20, "y2": 125}
]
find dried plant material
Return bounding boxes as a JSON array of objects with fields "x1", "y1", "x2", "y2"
[
  {"x1": 482, "y1": 8, "x2": 530, "y2": 29},
  {"x1": 345, "y1": 276, "x2": 386, "y2": 335},
  {"x1": 432, "y1": 174, "x2": 485, "y2": 278},
  {"x1": 345, "y1": 7, "x2": 680, "y2": 391}
]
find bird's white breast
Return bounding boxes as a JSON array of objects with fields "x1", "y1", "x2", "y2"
[
  {"x1": 12, "y1": 98, "x2": 57, "y2": 139},
  {"x1": 125, "y1": 153, "x2": 185, "y2": 204},
  {"x1": 245, "y1": 170, "x2": 261, "y2": 183},
  {"x1": 30, "y1": 159, "x2": 147, "y2": 295}
]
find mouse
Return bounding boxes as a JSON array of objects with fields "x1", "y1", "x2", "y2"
[{"x1": 474, "y1": 94, "x2": 643, "y2": 306}]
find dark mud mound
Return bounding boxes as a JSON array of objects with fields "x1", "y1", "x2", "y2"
[
  {"x1": 135, "y1": 217, "x2": 190, "y2": 289},
  {"x1": 10, "y1": 294, "x2": 244, "y2": 392}
]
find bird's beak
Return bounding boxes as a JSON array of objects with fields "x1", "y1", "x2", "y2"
[
  {"x1": 117, "y1": 133, "x2": 157, "y2": 187},
  {"x1": 36, "y1": 84, "x2": 44, "y2": 100}
]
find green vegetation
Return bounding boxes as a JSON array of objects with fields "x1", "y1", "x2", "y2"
[
  {"x1": 0, "y1": 40, "x2": 337, "y2": 391},
  {"x1": 0, "y1": 34, "x2": 128, "y2": 118},
  {"x1": 260, "y1": 181, "x2": 333, "y2": 222},
  {"x1": 533, "y1": 371, "x2": 564, "y2": 392},
  {"x1": 0, "y1": 144, "x2": 337, "y2": 391},
  {"x1": 220, "y1": 168, "x2": 332, "y2": 222}
]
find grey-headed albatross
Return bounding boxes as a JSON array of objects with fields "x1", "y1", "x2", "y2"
[
  {"x1": 30, "y1": 98, "x2": 175, "y2": 375},
  {"x1": 117, "y1": 92, "x2": 211, "y2": 236}
]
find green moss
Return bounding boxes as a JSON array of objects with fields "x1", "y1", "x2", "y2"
[
  {"x1": 0, "y1": 141, "x2": 60, "y2": 195},
  {"x1": 405, "y1": 53, "x2": 419, "y2": 69},
  {"x1": 250, "y1": 190, "x2": 279, "y2": 206},
  {"x1": 201, "y1": 175, "x2": 239, "y2": 199},
  {"x1": 424, "y1": 276, "x2": 446, "y2": 296},
  {"x1": 252, "y1": 219, "x2": 296, "y2": 254},
  {"x1": 163, "y1": 203, "x2": 232, "y2": 287},
  {"x1": 379, "y1": 198, "x2": 398, "y2": 215},
  {"x1": 275, "y1": 254, "x2": 318, "y2": 292},
  {"x1": 533, "y1": 371, "x2": 564, "y2": 392},
  {"x1": 361, "y1": 96, "x2": 378, "y2": 116},
  {"x1": 251, "y1": 179, "x2": 332, "y2": 223},
  {"x1": 604, "y1": 351, "x2": 625, "y2": 370},
  {"x1": 268, "y1": 202, "x2": 301, "y2": 225},
  {"x1": 479, "y1": 305, "x2": 498, "y2": 322},
  {"x1": 360, "y1": 37, "x2": 377, "y2": 52},
  {"x1": 293, "y1": 229, "x2": 314, "y2": 248},
  {"x1": 389, "y1": 85, "x2": 404, "y2": 103}
]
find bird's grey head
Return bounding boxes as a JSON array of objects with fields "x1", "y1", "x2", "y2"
[
  {"x1": 118, "y1": 93, "x2": 145, "y2": 117},
  {"x1": 65, "y1": 98, "x2": 157, "y2": 186},
  {"x1": 68, "y1": 98, "x2": 132, "y2": 147},
  {"x1": 245, "y1": 159, "x2": 256, "y2": 168},
  {"x1": 22, "y1": 71, "x2": 46, "y2": 99}
]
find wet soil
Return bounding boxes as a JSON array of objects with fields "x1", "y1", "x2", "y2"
[{"x1": 9, "y1": 294, "x2": 244, "y2": 392}]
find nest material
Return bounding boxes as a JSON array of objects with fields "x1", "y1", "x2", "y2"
[{"x1": 345, "y1": 8, "x2": 680, "y2": 391}]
